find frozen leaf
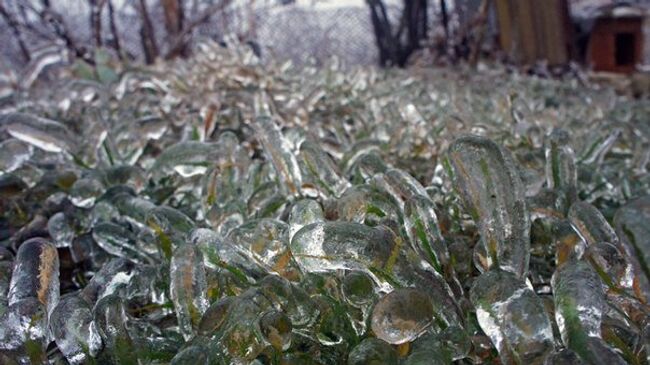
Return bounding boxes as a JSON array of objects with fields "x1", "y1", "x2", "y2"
[{"x1": 448, "y1": 135, "x2": 531, "y2": 278}]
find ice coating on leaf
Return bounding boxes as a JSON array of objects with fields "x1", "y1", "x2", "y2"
[
  {"x1": 198, "y1": 296, "x2": 234, "y2": 336},
  {"x1": 150, "y1": 141, "x2": 220, "y2": 178},
  {"x1": 614, "y1": 196, "x2": 650, "y2": 300},
  {"x1": 299, "y1": 140, "x2": 350, "y2": 197},
  {"x1": 146, "y1": 206, "x2": 195, "y2": 235},
  {"x1": 0, "y1": 297, "x2": 48, "y2": 352},
  {"x1": 448, "y1": 135, "x2": 531, "y2": 278},
  {"x1": 576, "y1": 336, "x2": 627, "y2": 365},
  {"x1": 50, "y1": 294, "x2": 98, "y2": 364},
  {"x1": 580, "y1": 128, "x2": 621, "y2": 165},
  {"x1": 403, "y1": 332, "x2": 452, "y2": 365},
  {"x1": 336, "y1": 184, "x2": 401, "y2": 225},
  {"x1": 553, "y1": 219, "x2": 585, "y2": 266},
  {"x1": 81, "y1": 258, "x2": 136, "y2": 304},
  {"x1": 0, "y1": 139, "x2": 33, "y2": 173},
  {"x1": 259, "y1": 309, "x2": 292, "y2": 351},
  {"x1": 288, "y1": 199, "x2": 325, "y2": 240},
  {"x1": 92, "y1": 222, "x2": 154, "y2": 264},
  {"x1": 228, "y1": 218, "x2": 298, "y2": 278},
  {"x1": 470, "y1": 269, "x2": 554, "y2": 364},
  {"x1": 0, "y1": 261, "x2": 11, "y2": 316},
  {"x1": 584, "y1": 241, "x2": 633, "y2": 290},
  {"x1": 189, "y1": 228, "x2": 266, "y2": 282},
  {"x1": 112, "y1": 193, "x2": 156, "y2": 225},
  {"x1": 254, "y1": 116, "x2": 303, "y2": 195},
  {"x1": 291, "y1": 222, "x2": 462, "y2": 328},
  {"x1": 201, "y1": 134, "x2": 249, "y2": 214},
  {"x1": 543, "y1": 349, "x2": 585, "y2": 365},
  {"x1": 146, "y1": 205, "x2": 195, "y2": 259},
  {"x1": 69, "y1": 178, "x2": 105, "y2": 208},
  {"x1": 341, "y1": 270, "x2": 377, "y2": 308},
  {"x1": 437, "y1": 325, "x2": 471, "y2": 361},
  {"x1": 347, "y1": 151, "x2": 388, "y2": 182},
  {"x1": 8, "y1": 238, "x2": 59, "y2": 315},
  {"x1": 133, "y1": 116, "x2": 168, "y2": 141},
  {"x1": 372, "y1": 168, "x2": 429, "y2": 209},
  {"x1": 170, "y1": 244, "x2": 209, "y2": 340},
  {"x1": 205, "y1": 276, "x2": 311, "y2": 362},
  {"x1": 404, "y1": 194, "x2": 449, "y2": 275},
  {"x1": 347, "y1": 338, "x2": 398, "y2": 365},
  {"x1": 1, "y1": 112, "x2": 76, "y2": 153},
  {"x1": 371, "y1": 288, "x2": 434, "y2": 344},
  {"x1": 290, "y1": 221, "x2": 394, "y2": 275},
  {"x1": 0, "y1": 238, "x2": 59, "y2": 358},
  {"x1": 102, "y1": 165, "x2": 146, "y2": 192},
  {"x1": 47, "y1": 212, "x2": 74, "y2": 248},
  {"x1": 92, "y1": 294, "x2": 137, "y2": 364},
  {"x1": 551, "y1": 260, "x2": 605, "y2": 347},
  {"x1": 170, "y1": 344, "x2": 211, "y2": 365},
  {"x1": 568, "y1": 201, "x2": 618, "y2": 246},
  {"x1": 545, "y1": 129, "x2": 577, "y2": 206}
]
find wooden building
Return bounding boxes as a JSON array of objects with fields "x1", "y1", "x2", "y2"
[
  {"x1": 579, "y1": 4, "x2": 645, "y2": 73},
  {"x1": 494, "y1": 0, "x2": 573, "y2": 66},
  {"x1": 493, "y1": 1, "x2": 647, "y2": 73}
]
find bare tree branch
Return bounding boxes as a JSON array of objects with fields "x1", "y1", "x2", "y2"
[
  {"x1": 137, "y1": 0, "x2": 160, "y2": 64},
  {"x1": 0, "y1": 2, "x2": 31, "y2": 61},
  {"x1": 161, "y1": 0, "x2": 188, "y2": 58},
  {"x1": 469, "y1": 0, "x2": 490, "y2": 66},
  {"x1": 89, "y1": 0, "x2": 107, "y2": 48},
  {"x1": 367, "y1": 0, "x2": 428, "y2": 67},
  {"x1": 164, "y1": 0, "x2": 233, "y2": 60},
  {"x1": 107, "y1": 0, "x2": 124, "y2": 60},
  {"x1": 37, "y1": 0, "x2": 95, "y2": 64},
  {"x1": 440, "y1": 0, "x2": 449, "y2": 40},
  {"x1": 16, "y1": 2, "x2": 58, "y2": 41}
]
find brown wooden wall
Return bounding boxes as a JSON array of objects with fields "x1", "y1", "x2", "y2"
[
  {"x1": 494, "y1": 0, "x2": 572, "y2": 65},
  {"x1": 587, "y1": 17, "x2": 644, "y2": 73}
]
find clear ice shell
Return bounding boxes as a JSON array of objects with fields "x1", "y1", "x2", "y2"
[
  {"x1": 347, "y1": 338, "x2": 398, "y2": 365},
  {"x1": 448, "y1": 135, "x2": 531, "y2": 278},
  {"x1": 614, "y1": 196, "x2": 650, "y2": 300},
  {"x1": 470, "y1": 269, "x2": 554, "y2": 364},
  {"x1": 170, "y1": 244, "x2": 209, "y2": 340},
  {"x1": 50, "y1": 294, "x2": 98, "y2": 364},
  {"x1": 552, "y1": 260, "x2": 605, "y2": 346},
  {"x1": 8, "y1": 238, "x2": 60, "y2": 316},
  {"x1": 370, "y1": 288, "x2": 434, "y2": 344},
  {"x1": 253, "y1": 116, "x2": 303, "y2": 196},
  {"x1": 568, "y1": 201, "x2": 619, "y2": 246},
  {"x1": 2, "y1": 112, "x2": 76, "y2": 153}
]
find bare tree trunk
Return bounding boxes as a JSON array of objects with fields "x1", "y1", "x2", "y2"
[
  {"x1": 440, "y1": 0, "x2": 449, "y2": 39},
  {"x1": 39, "y1": 0, "x2": 95, "y2": 64},
  {"x1": 107, "y1": 0, "x2": 124, "y2": 60},
  {"x1": 137, "y1": 0, "x2": 159, "y2": 64},
  {"x1": 367, "y1": 0, "x2": 428, "y2": 67},
  {"x1": 162, "y1": 0, "x2": 188, "y2": 58},
  {"x1": 469, "y1": 0, "x2": 490, "y2": 66},
  {"x1": 164, "y1": 0, "x2": 232, "y2": 60},
  {"x1": 0, "y1": 3, "x2": 31, "y2": 62},
  {"x1": 89, "y1": 0, "x2": 106, "y2": 48},
  {"x1": 367, "y1": 0, "x2": 396, "y2": 66}
]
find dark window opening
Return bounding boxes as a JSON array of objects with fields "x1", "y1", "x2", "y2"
[{"x1": 615, "y1": 32, "x2": 636, "y2": 66}]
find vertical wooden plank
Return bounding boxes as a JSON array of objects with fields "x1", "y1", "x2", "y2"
[
  {"x1": 544, "y1": 0, "x2": 569, "y2": 65},
  {"x1": 494, "y1": 0, "x2": 513, "y2": 54},
  {"x1": 516, "y1": 0, "x2": 537, "y2": 64}
]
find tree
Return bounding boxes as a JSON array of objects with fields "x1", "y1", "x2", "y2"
[
  {"x1": 0, "y1": 0, "x2": 234, "y2": 67},
  {"x1": 366, "y1": 0, "x2": 428, "y2": 67}
]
